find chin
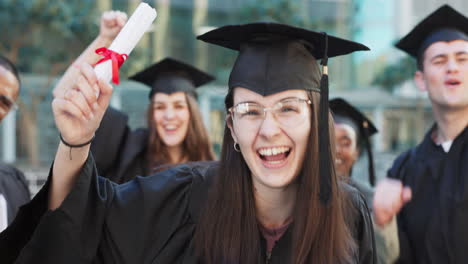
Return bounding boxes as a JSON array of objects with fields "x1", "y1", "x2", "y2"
[{"x1": 162, "y1": 137, "x2": 184, "y2": 147}]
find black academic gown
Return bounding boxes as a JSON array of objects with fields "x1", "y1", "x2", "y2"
[
  {"x1": 91, "y1": 107, "x2": 150, "y2": 183},
  {"x1": 0, "y1": 164, "x2": 30, "y2": 224},
  {"x1": 388, "y1": 125, "x2": 468, "y2": 263},
  {"x1": 0, "y1": 156, "x2": 375, "y2": 264}
]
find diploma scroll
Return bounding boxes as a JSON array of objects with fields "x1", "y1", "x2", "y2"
[{"x1": 94, "y1": 3, "x2": 157, "y2": 84}]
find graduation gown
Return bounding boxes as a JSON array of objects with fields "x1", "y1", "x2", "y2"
[
  {"x1": 91, "y1": 107, "x2": 150, "y2": 183},
  {"x1": 0, "y1": 164, "x2": 30, "y2": 225},
  {"x1": 1, "y1": 155, "x2": 375, "y2": 264},
  {"x1": 388, "y1": 125, "x2": 468, "y2": 263},
  {"x1": 350, "y1": 178, "x2": 400, "y2": 264}
]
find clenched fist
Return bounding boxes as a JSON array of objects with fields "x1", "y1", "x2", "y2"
[{"x1": 373, "y1": 178, "x2": 412, "y2": 227}]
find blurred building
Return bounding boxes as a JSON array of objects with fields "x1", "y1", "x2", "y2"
[{"x1": 0, "y1": 0, "x2": 456, "y2": 194}]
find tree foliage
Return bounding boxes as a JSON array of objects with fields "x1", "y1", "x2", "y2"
[
  {"x1": 0, "y1": 0, "x2": 99, "y2": 166},
  {"x1": 0, "y1": 0, "x2": 98, "y2": 73},
  {"x1": 372, "y1": 56, "x2": 417, "y2": 92},
  {"x1": 239, "y1": 0, "x2": 308, "y2": 27}
]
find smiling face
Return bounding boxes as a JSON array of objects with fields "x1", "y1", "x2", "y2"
[
  {"x1": 0, "y1": 65, "x2": 19, "y2": 121},
  {"x1": 152, "y1": 92, "x2": 190, "y2": 148},
  {"x1": 334, "y1": 123, "x2": 359, "y2": 178},
  {"x1": 415, "y1": 40, "x2": 468, "y2": 111},
  {"x1": 228, "y1": 87, "x2": 311, "y2": 190}
]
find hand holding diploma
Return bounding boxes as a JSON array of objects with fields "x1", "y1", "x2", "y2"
[{"x1": 49, "y1": 3, "x2": 157, "y2": 210}]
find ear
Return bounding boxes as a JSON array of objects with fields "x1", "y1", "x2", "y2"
[
  {"x1": 414, "y1": 70, "x2": 427, "y2": 92},
  {"x1": 226, "y1": 114, "x2": 239, "y2": 143}
]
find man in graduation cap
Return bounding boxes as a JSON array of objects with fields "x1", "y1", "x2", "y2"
[
  {"x1": 373, "y1": 5, "x2": 468, "y2": 263},
  {"x1": 330, "y1": 98, "x2": 399, "y2": 264}
]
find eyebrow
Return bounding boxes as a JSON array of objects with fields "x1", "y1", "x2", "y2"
[
  {"x1": 455, "y1": 51, "x2": 468, "y2": 56},
  {"x1": 236, "y1": 96, "x2": 307, "y2": 106},
  {"x1": 430, "y1": 51, "x2": 468, "y2": 61},
  {"x1": 153, "y1": 100, "x2": 187, "y2": 105}
]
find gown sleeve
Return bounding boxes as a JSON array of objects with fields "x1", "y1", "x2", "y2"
[
  {"x1": 386, "y1": 150, "x2": 415, "y2": 264},
  {"x1": 8, "y1": 153, "x2": 197, "y2": 264},
  {"x1": 356, "y1": 191, "x2": 377, "y2": 264},
  {"x1": 343, "y1": 183, "x2": 377, "y2": 264},
  {"x1": 90, "y1": 106, "x2": 129, "y2": 178}
]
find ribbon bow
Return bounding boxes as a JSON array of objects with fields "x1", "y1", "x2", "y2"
[{"x1": 94, "y1": 47, "x2": 128, "y2": 84}]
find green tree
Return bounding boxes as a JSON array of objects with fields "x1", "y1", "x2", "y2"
[
  {"x1": 0, "y1": 0, "x2": 98, "y2": 166},
  {"x1": 372, "y1": 56, "x2": 417, "y2": 92},
  {"x1": 239, "y1": 0, "x2": 308, "y2": 27}
]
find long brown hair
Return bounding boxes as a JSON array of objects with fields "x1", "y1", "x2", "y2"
[
  {"x1": 146, "y1": 93, "x2": 215, "y2": 168},
  {"x1": 194, "y1": 89, "x2": 356, "y2": 263}
]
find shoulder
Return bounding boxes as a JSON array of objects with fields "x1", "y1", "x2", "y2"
[
  {"x1": 187, "y1": 161, "x2": 220, "y2": 221},
  {"x1": 340, "y1": 182, "x2": 368, "y2": 212},
  {"x1": 125, "y1": 161, "x2": 219, "y2": 205},
  {"x1": 387, "y1": 147, "x2": 417, "y2": 180},
  {"x1": 349, "y1": 178, "x2": 374, "y2": 209},
  {"x1": 340, "y1": 182, "x2": 373, "y2": 233},
  {"x1": 0, "y1": 164, "x2": 28, "y2": 188},
  {"x1": 340, "y1": 182, "x2": 376, "y2": 262}
]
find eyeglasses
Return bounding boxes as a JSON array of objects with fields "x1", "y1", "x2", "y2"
[
  {"x1": 229, "y1": 98, "x2": 312, "y2": 128},
  {"x1": 0, "y1": 95, "x2": 17, "y2": 111}
]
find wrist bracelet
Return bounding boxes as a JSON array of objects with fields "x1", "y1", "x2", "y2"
[{"x1": 60, "y1": 134, "x2": 95, "y2": 160}]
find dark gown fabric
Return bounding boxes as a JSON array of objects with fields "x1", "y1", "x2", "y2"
[
  {"x1": 1, "y1": 155, "x2": 375, "y2": 264},
  {"x1": 0, "y1": 164, "x2": 30, "y2": 224},
  {"x1": 91, "y1": 107, "x2": 150, "y2": 183},
  {"x1": 388, "y1": 125, "x2": 468, "y2": 263}
]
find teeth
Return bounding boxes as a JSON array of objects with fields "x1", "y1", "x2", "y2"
[
  {"x1": 258, "y1": 147, "x2": 290, "y2": 156},
  {"x1": 165, "y1": 125, "x2": 177, "y2": 130},
  {"x1": 336, "y1": 158, "x2": 342, "y2": 164},
  {"x1": 266, "y1": 160, "x2": 283, "y2": 164}
]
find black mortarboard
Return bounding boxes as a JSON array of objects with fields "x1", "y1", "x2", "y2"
[
  {"x1": 129, "y1": 58, "x2": 215, "y2": 99},
  {"x1": 197, "y1": 22, "x2": 369, "y2": 204},
  {"x1": 395, "y1": 5, "x2": 468, "y2": 60},
  {"x1": 329, "y1": 98, "x2": 378, "y2": 186}
]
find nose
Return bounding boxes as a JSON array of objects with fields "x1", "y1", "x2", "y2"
[
  {"x1": 164, "y1": 106, "x2": 175, "y2": 119},
  {"x1": 258, "y1": 111, "x2": 281, "y2": 139},
  {"x1": 447, "y1": 58, "x2": 459, "y2": 73}
]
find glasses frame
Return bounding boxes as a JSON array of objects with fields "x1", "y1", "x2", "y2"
[{"x1": 228, "y1": 97, "x2": 312, "y2": 127}]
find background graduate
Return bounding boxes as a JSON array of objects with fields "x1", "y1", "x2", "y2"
[
  {"x1": 0, "y1": 55, "x2": 30, "y2": 231},
  {"x1": 330, "y1": 98, "x2": 399, "y2": 264},
  {"x1": 91, "y1": 57, "x2": 216, "y2": 183},
  {"x1": 373, "y1": 5, "x2": 468, "y2": 263}
]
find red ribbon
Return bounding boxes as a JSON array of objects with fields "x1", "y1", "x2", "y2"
[{"x1": 94, "y1": 47, "x2": 128, "y2": 85}]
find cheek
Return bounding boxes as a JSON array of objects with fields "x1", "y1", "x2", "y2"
[
  {"x1": 293, "y1": 122, "x2": 311, "y2": 157},
  {"x1": 153, "y1": 111, "x2": 163, "y2": 125},
  {"x1": 179, "y1": 109, "x2": 190, "y2": 126}
]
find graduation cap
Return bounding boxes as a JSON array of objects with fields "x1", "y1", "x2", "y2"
[
  {"x1": 197, "y1": 22, "x2": 370, "y2": 204},
  {"x1": 329, "y1": 98, "x2": 378, "y2": 186},
  {"x1": 129, "y1": 58, "x2": 215, "y2": 99},
  {"x1": 395, "y1": 4, "x2": 468, "y2": 61}
]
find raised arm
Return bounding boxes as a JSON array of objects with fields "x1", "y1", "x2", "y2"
[
  {"x1": 49, "y1": 64, "x2": 113, "y2": 210},
  {"x1": 53, "y1": 11, "x2": 127, "y2": 98},
  {"x1": 48, "y1": 11, "x2": 127, "y2": 209}
]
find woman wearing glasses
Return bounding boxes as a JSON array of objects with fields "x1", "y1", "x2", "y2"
[
  {"x1": 0, "y1": 55, "x2": 30, "y2": 232},
  {"x1": 2, "y1": 23, "x2": 375, "y2": 263}
]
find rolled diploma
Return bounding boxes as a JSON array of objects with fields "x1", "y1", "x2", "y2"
[{"x1": 94, "y1": 3, "x2": 157, "y2": 84}]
